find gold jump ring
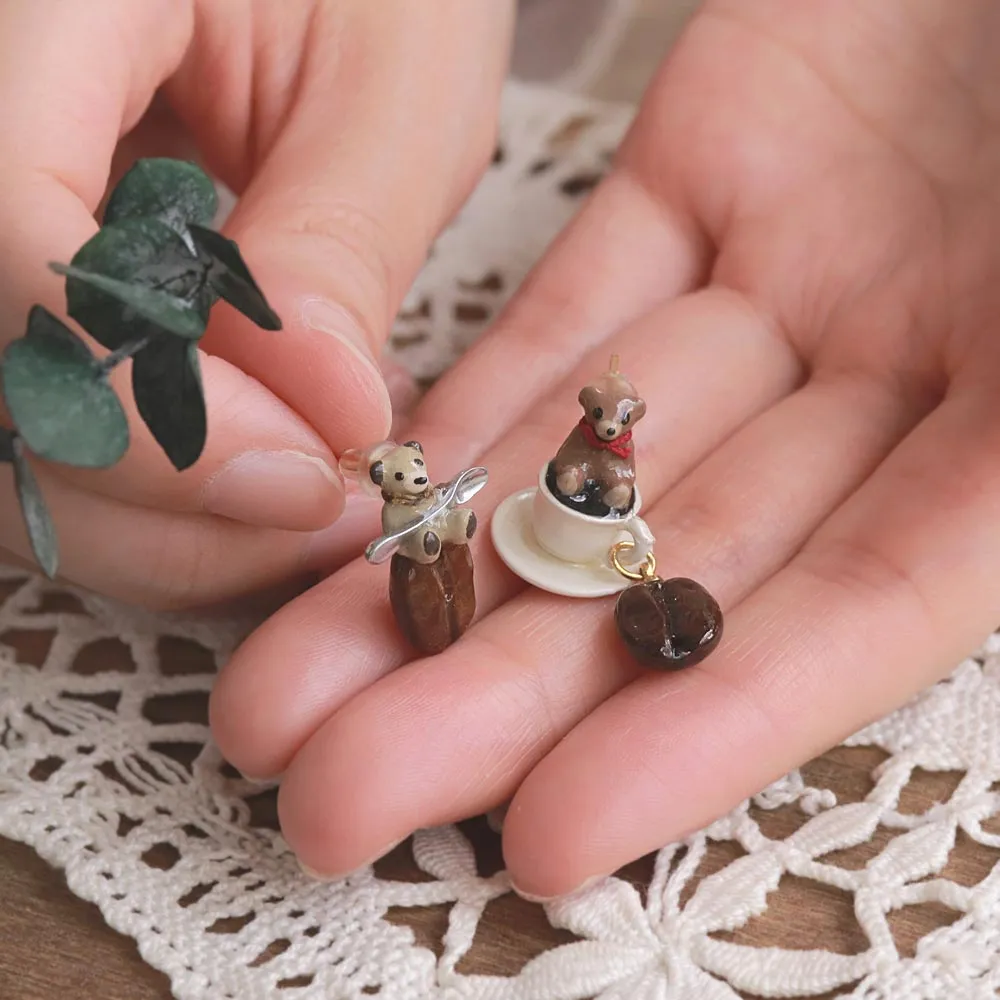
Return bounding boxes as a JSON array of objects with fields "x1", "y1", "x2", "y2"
[{"x1": 610, "y1": 539, "x2": 657, "y2": 582}]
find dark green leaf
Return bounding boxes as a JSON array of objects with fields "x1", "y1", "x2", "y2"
[
  {"x1": 11, "y1": 437, "x2": 58, "y2": 577},
  {"x1": 52, "y1": 262, "x2": 206, "y2": 340},
  {"x1": 59, "y1": 217, "x2": 214, "y2": 350},
  {"x1": 188, "y1": 224, "x2": 282, "y2": 330},
  {"x1": 1, "y1": 306, "x2": 129, "y2": 468},
  {"x1": 132, "y1": 337, "x2": 206, "y2": 471},
  {"x1": 0, "y1": 427, "x2": 13, "y2": 464},
  {"x1": 103, "y1": 158, "x2": 218, "y2": 235}
]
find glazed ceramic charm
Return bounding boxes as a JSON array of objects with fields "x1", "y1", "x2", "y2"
[
  {"x1": 551, "y1": 354, "x2": 646, "y2": 515},
  {"x1": 492, "y1": 356, "x2": 654, "y2": 597},
  {"x1": 609, "y1": 541, "x2": 723, "y2": 669},
  {"x1": 342, "y1": 441, "x2": 487, "y2": 655},
  {"x1": 491, "y1": 355, "x2": 724, "y2": 669}
]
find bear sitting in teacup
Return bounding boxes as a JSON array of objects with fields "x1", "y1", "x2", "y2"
[
  {"x1": 551, "y1": 361, "x2": 646, "y2": 515},
  {"x1": 370, "y1": 441, "x2": 478, "y2": 563}
]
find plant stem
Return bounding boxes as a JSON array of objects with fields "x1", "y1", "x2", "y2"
[
  {"x1": 0, "y1": 427, "x2": 15, "y2": 464},
  {"x1": 99, "y1": 334, "x2": 154, "y2": 375}
]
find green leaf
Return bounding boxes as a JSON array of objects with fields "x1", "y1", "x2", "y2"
[
  {"x1": 188, "y1": 224, "x2": 282, "y2": 330},
  {"x1": 103, "y1": 158, "x2": 218, "y2": 235},
  {"x1": 132, "y1": 337, "x2": 206, "y2": 471},
  {"x1": 0, "y1": 427, "x2": 13, "y2": 464},
  {"x1": 52, "y1": 262, "x2": 206, "y2": 340},
  {"x1": 58, "y1": 217, "x2": 214, "y2": 350},
  {"x1": 11, "y1": 436, "x2": 58, "y2": 577},
  {"x1": 1, "y1": 306, "x2": 129, "y2": 468}
]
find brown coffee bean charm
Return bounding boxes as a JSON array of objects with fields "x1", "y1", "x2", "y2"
[
  {"x1": 615, "y1": 577, "x2": 723, "y2": 669},
  {"x1": 389, "y1": 543, "x2": 476, "y2": 655}
]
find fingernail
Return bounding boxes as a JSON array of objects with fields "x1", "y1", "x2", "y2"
[
  {"x1": 298, "y1": 860, "x2": 338, "y2": 882},
  {"x1": 485, "y1": 804, "x2": 508, "y2": 834},
  {"x1": 203, "y1": 450, "x2": 343, "y2": 527},
  {"x1": 511, "y1": 874, "x2": 604, "y2": 904},
  {"x1": 299, "y1": 297, "x2": 392, "y2": 437},
  {"x1": 381, "y1": 355, "x2": 421, "y2": 436},
  {"x1": 297, "y1": 838, "x2": 405, "y2": 882},
  {"x1": 241, "y1": 772, "x2": 280, "y2": 787}
]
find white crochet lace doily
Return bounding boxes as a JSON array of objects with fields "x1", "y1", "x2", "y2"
[
  {"x1": 4, "y1": 81, "x2": 1000, "y2": 1000},
  {"x1": 384, "y1": 83, "x2": 629, "y2": 384}
]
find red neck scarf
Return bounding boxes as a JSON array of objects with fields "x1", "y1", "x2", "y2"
[{"x1": 578, "y1": 418, "x2": 633, "y2": 459}]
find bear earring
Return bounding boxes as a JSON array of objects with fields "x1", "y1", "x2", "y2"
[
  {"x1": 340, "y1": 441, "x2": 488, "y2": 655},
  {"x1": 492, "y1": 355, "x2": 724, "y2": 669}
]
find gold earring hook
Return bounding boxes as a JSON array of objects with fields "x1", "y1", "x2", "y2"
[{"x1": 610, "y1": 539, "x2": 657, "y2": 582}]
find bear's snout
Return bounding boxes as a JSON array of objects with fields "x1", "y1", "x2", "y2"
[{"x1": 592, "y1": 418, "x2": 622, "y2": 440}]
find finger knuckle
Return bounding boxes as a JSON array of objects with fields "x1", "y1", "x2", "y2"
[
  {"x1": 141, "y1": 523, "x2": 226, "y2": 612},
  {"x1": 280, "y1": 196, "x2": 395, "y2": 304},
  {"x1": 662, "y1": 497, "x2": 749, "y2": 580},
  {"x1": 669, "y1": 497, "x2": 729, "y2": 550},
  {"x1": 794, "y1": 535, "x2": 932, "y2": 623}
]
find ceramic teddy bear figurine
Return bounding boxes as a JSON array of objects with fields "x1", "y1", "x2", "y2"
[
  {"x1": 551, "y1": 355, "x2": 646, "y2": 514},
  {"x1": 369, "y1": 441, "x2": 478, "y2": 564},
  {"x1": 338, "y1": 439, "x2": 488, "y2": 656},
  {"x1": 490, "y1": 354, "x2": 724, "y2": 672}
]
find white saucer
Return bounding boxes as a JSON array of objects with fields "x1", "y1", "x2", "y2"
[{"x1": 490, "y1": 488, "x2": 629, "y2": 598}]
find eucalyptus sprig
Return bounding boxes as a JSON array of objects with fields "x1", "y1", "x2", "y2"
[{"x1": 0, "y1": 158, "x2": 281, "y2": 577}]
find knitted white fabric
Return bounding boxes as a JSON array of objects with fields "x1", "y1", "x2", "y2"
[
  {"x1": 385, "y1": 83, "x2": 632, "y2": 383},
  {"x1": 3, "y1": 81, "x2": 1000, "y2": 1000}
]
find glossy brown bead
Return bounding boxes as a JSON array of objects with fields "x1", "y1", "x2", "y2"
[
  {"x1": 389, "y1": 543, "x2": 476, "y2": 655},
  {"x1": 615, "y1": 577, "x2": 722, "y2": 669}
]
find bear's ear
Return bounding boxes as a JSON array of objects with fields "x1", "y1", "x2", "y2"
[
  {"x1": 369, "y1": 461, "x2": 385, "y2": 486},
  {"x1": 631, "y1": 397, "x2": 647, "y2": 422},
  {"x1": 403, "y1": 440, "x2": 423, "y2": 453},
  {"x1": 578, "y1": 385, "x2": 602, "y2": 412}
]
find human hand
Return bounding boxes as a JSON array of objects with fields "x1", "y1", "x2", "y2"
[
  {"x1": 211, "y1": 0, "x2": 1000, "y2": 896},
  {"x1": 0, "y1": 0, "x2": 512, "y2": 608}
]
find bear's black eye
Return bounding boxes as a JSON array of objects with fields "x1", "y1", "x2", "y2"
[
  {"x1": 593, "y1": 407, "x2": 604, "y2": 420},
  {"x1": 414, "y1": 459, "x2": 424, "y2": 467},
  {"x1": 395, "y1": 472, "x2": 405, "y2": 481},
  {"x1": 622, "y1": 412, "x2": 631, "y2": 425}
]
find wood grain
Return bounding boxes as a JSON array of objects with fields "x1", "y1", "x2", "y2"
[{"x1": 0, "y1": 838, "x2": 172, "y2": 1000}]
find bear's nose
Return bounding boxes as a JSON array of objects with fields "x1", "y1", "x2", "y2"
[
  {"x1": 605, "y1": 428, "x2": 616, "y2": 438},
  {"x1": 414, "y1": 476, "x2": 428, "y2": 485}
]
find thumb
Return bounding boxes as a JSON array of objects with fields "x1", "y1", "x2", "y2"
[{"x1": 183, "y1": 1, "x2": 515, "y2": 454}]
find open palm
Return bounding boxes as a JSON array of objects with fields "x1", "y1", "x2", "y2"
[{"x1": 212, "y1": 0, "x2": 1000, "y2": 897}]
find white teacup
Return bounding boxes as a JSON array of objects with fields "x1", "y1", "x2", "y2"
[{"x1": 531, "y1": 464, "x2": 654, "y2": 569}]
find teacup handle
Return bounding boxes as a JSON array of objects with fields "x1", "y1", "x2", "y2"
[{"x1": 614, "y1": 516, "x2": 655, "y2": 567}]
